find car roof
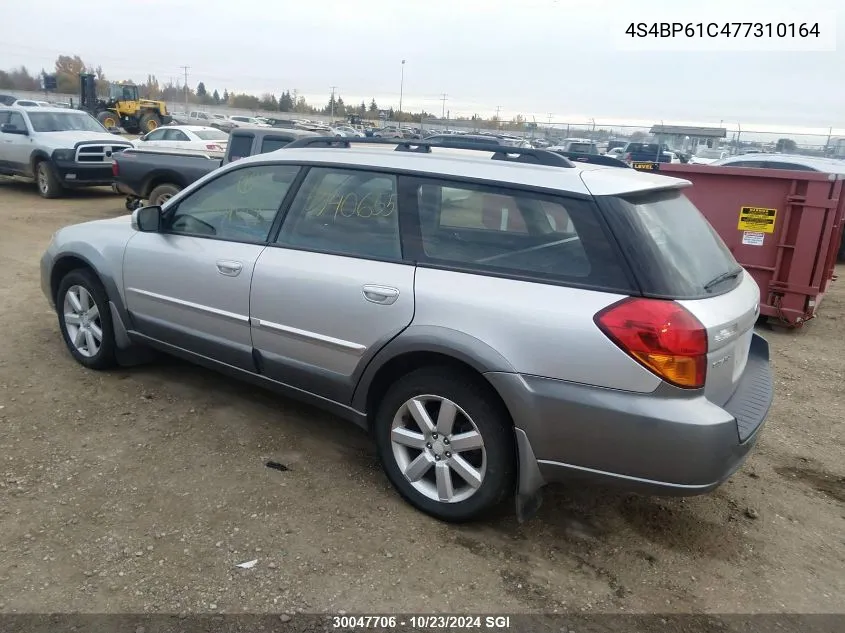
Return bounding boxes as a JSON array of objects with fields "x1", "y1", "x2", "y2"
[
  {"x1": 231, "y1": 146, "x2": 690, "y2": 196},
  {"x1": 713, "y1": 153, "x2": 845, "y2": 173},
  {"x1": 163, "y1": 125, "x2": 221, "y2": 132}
]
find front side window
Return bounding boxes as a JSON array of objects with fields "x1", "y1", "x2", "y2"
[
  {"x1": 6, "y1": 112, "x2": 26, "y2": 131},
  {"x1": 164, "y1": 164, "x2": 300, "y2": 243},
  {"x1": 276, "y1": 167, "x2": 401, "y2": 260},
  {"x1": 415, "y1": 181, "x2": 631, "y2": 289},
  {"x1": 143, "y1": 129, "x2": 167, "y2": 141}
]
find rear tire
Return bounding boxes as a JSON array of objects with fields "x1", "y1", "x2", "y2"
[
  {"x1": 56, "y1": 269, "x2": 117, "y2": 370},
  {"x1": 139, "y1": 112, "x2": 161, "y2": 133},
  {"x1": 148, "y1": 183, "x2": 181, "y2": 206},
  {"x1": 35, "y1": 160, "x2": 63, "y2": 198},
  {"x1": 374, "y1": 366, "x2": 515, "y2": 522}
]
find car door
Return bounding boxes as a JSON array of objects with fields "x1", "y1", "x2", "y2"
[
  {"x1": 0, "y1": 112, "x2": 33, "y2": 174},
  {"x1": 162, "y1": 128, "x2": 190, "y2": 149},
  {"x1": 138, "y1": 127, "x2": 168, "y2": 148},
  {"x1": 249, "y1": 166, "x2": 415, "y2": 403},
  {"x1": 122, "y1": 162, "x2": 302, "y2": 371}
]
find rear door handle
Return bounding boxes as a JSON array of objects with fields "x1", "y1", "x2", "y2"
[
  {"x1": 216, "y1": 260, "x2": 243, "y2": 277},
  {"x1": 362, "y1": 285, "x2": 399, "y2": 305}
]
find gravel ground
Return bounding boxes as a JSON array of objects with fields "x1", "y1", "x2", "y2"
[{"x1": 0, "y1": 181, "x2": 843, "y2": 620}]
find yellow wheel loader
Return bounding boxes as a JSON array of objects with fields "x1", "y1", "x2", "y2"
[{"x1": 80, "y1": 73, "x2": 172, "y2": 134}]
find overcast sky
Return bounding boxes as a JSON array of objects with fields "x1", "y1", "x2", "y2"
[{"x1": 2, "y1": 0, "x2": 842, "y2": 133}]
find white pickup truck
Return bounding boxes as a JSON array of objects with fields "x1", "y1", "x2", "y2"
[
  {"x1": 187, "y1": 111, "x2": 237, "y2": 132},
  {"x1": 0, "y1": 106, "x2": 132, "y2": 198}
]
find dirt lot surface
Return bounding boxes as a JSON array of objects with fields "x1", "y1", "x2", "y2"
[{"x1": 0, "y1": 181, "x2": 843, "y2": 621}]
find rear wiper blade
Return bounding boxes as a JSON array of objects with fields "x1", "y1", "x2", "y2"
[{"x1": 703, "y1": 268, "x2": 743, "y2": 291}]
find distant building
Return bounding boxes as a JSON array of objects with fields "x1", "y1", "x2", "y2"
[{"x1": 649, "y1": 124, "x2": 727, "y2": 153}]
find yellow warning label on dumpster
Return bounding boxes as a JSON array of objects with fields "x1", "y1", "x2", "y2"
[{"x1": 737, "y1": 206, "x2": 777, "y2": 233}]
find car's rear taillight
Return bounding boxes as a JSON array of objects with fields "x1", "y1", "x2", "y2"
[
  {"x1": 111, "y1": 161, "x2": 119, "y2": 177},
  {"x1": 594, "y1": 298, "x2": 708, "y2": 389},
  {"x1": 206, "y1": 143, "x2": 223, "y2": 151}
]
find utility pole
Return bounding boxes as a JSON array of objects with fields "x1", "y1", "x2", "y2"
[
  {"x1": 180, "y1": 65, "x2": 190, "y2": 113},
  {"x1": 440, "y1": 93, "x2": 448, "y2": 120},
  {"x1": 399, "y1": 60, "x2": 406, "y2": 116},
  {"x1": 495, "y1": 105, "x2": 502, "y2": 130},
  {"x1": 330, "y1": 85, "x2": 337, "y2": 122}
]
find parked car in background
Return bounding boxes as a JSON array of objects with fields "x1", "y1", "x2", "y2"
[
  {"x1": 229, "y1": 115, "x2": 271, "y2": 127},
  {"x1": 188, "y1": 111, "x2": 237, "y2": 132},
  {"x1": 332, "y1": 125, "x2": 365, "y2": 138},
  {"x1": 621, "y1": 142, "x2": 672, "y2": 165},
  {"x1": 10, "y1": 99, "x2": 42, "y2": 107},
  {"x1": 43, "y1": 139, "x2": 773, "y2": 522},
  {"x1": 689, "y1": 148, "x2": 728, "y2": 165},
  {"x1": 0, "y1": 106, "x2": 132, "y2": 198},
  {"x1": 133, "y1": 125, "x2": 229, "y2": 155},
  {"x1": 549, "y1": 138, "x2": 599, "y2": 155},
  {"x1": 113, "y1": 126, "x2": 318, "y2": 206},
  {"x1": 606, "y1": 147, "x2": 624, "y2": 159}
]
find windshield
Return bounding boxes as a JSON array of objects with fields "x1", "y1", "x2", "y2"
[
  {"x1": 194, "y1": 129, "x2": 228, "y2": 140},
  {"x1": 28, "y1": 112, "x2": 107, "y2": 133},
  {"x1": 603, "y1": 189, "x2": 741, "y2": 298}
]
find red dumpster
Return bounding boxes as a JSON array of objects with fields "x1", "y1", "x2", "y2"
[{"x1": 659, "y1": 163, "x2": 845, "y2": 328}]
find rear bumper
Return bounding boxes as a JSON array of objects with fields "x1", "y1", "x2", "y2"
[
  {"x1": 53, "y1": 160, "x2": 114, "y2": 187},
  {"x1": 487, "y1": 333, "x2": 773, "y2": 496}
]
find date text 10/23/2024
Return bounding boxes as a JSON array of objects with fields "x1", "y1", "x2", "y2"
[{"x1": 331, "y1": 615, "x2": 513, "y2": 630}]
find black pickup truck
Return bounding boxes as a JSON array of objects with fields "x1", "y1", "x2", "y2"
[{"x1": 114, "y1": 126, "x2": 317, "y2": 207}]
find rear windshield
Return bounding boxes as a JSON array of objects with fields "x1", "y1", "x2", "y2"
[
  {"x1": 626, "y1": 143, "x2": 660, "y2": 153},
  {"x1": 193, "y1": 129, "x2": 228, "y2": 140},
  {"x1": 602, "y1": 189, "x2": 742, "y2": 298}
]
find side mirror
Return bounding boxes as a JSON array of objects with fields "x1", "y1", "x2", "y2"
[
  {"x1": 131, "y1": 205, "x2": 162, "y2": 232},
  {"x1": 109, "y1": 127, "x2": 122, "y2": 134},
  {"x1": 138, "y1": 133, "x2": 148, "y2": 142},
  {"x1": 1, "y1": 124, "x2": 28, "y2": 135}
]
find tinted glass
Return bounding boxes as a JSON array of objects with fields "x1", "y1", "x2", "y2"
[
  {"x1": 277, "y1": 167, "x2": 401, "y2": 260},
  {"x1": 567, "y1": 143, "x2": 596, "y2": 154},
  {"x1": 602, "y1": 189, "x2": 741, "y2": 298},
  {"x1": 763, "y1": 161, "x2": 817, "y2": 171},
  {"x1": 165, "y1": 164, "x2": 299, "y2": 242},
  {"x1": 227, "y1": 134, "x2": 254, "y2": 161},
  {"x1": 415, "y1": 181, "x2": 632, "y2": 289},
  {"x1": 261, "y1": 137, "x2": 293, "y2": 153}
]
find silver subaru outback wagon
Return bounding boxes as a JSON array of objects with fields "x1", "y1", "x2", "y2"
[{"x1": 40, "y1": 140, "x2": 773, "y2": 522}]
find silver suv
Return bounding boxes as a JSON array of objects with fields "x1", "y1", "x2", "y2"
[{"x1": 40, "y1": 140, "x2": 773, "y2": 522}]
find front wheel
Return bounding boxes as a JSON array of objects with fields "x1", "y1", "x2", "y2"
[
  {"x1": 139, "y1": 112, "x2": 161, "y2": 133},
  {"x1": 374, "y1": 367, "x2": 515, "y2": 522},
  {"x1": 35, "y1": 160, "x2": 63, "y2": 198},
  {"x1": 56, "y1": 269, "x2": 117, "y2": 370}
]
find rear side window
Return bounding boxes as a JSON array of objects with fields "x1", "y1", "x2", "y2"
[
  {"x1": 567, "y1": 143, "x2": 597, "y2": 154},
  {"x1": 412, "y1": 180, "x2": 633, "y2": 291},
  {"x1": 227, "y1": 134, "x2": 254, "y2": 161},
  {"x1": 600, "y1": 189, "x2": 741, "y2": 298},
  {"x1": 260, "y1": 136, "x2": 293, "y2": 153}
]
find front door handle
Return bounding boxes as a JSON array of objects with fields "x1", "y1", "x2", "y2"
[
  {"x1": 216, "y1": 260, "x2": 243, "y2": 277},
  {"x1": 362, "y1": 285, "x2": 399, "y2": 305}
]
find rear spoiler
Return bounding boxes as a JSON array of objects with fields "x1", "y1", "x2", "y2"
[{"x1": 550, "y1": 151, "x2": 631, "y2": 168}]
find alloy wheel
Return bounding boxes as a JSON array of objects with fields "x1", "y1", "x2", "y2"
[
  {"x1": 390, "y1": 395, "x2": 486, "y2": 503},
  {"x1": 63, "y1": 285, "x2": 102, "y2": 358}
]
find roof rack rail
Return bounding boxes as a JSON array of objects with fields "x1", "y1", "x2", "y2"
[
  {"x1": 283, "y1": 136, "x2": 575, "y2": 168},
  {"x1": 549, "y1": 151, "x2": 631, "y2": 169}
]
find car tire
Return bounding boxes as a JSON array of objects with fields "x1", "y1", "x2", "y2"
[
  {"x1": 148, "y1": 183, "x2": 181, "y2": 206},
  {"x1": 35, "y1": 160, "x2": 63, "y2": 198},
  {"x1": 374, "y1": 366, "x2": 516, "y2": 522},
  {"x1": 56, "y1": 269, "x2": 117, "y2": 370}
]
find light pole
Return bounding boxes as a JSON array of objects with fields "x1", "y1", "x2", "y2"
[{"x1": 399, "y1": 60, "x2": 406, "y2": 118}]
